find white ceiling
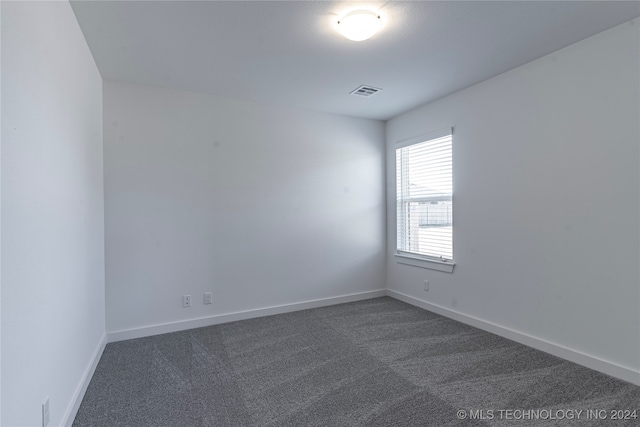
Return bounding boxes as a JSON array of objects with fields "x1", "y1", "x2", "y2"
[{"x1": 70, "y1": 1, "x2": 640, "y2": 121}]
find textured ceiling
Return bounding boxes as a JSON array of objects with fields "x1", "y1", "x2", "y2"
[{"x1": 71, "y1": 1, "x2": 640, "y2": 121}]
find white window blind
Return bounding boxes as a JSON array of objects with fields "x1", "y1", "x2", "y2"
[{"x1": 396, "y1": 129, "x2": 453, "y2": 261}]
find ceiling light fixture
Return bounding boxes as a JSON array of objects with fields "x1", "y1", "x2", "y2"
[{"x1": 337, "y1": 10, "x2": 381, "y2": 42}]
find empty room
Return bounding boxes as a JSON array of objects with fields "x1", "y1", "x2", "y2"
[{"x1": 1, "y1": 0, "x2": 639, "y2": 426}]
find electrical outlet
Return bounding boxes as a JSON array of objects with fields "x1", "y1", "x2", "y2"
[
  {"x1": 424, "y1": 280, "x2": 429, "y2": 292},
  {"x1": 42, "y1": 397, "x2": 50, "y2": 427},
  {"x1": 183, "y1": 295, "x2": 191, "y2": 308},
  {"x1": 204, "y1": 292, "x2": 212, "y2": 305}
]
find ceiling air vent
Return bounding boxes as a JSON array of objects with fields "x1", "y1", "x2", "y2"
[{"x1": 350, "y1": 85, "x2": 382, "y2": 97}]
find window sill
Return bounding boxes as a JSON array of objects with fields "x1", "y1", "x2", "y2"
[{"x1": 394, "y1": 253, "x2": 455, "y2": 273}]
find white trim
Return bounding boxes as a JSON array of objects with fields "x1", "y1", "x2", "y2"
[
  {"x1": 386, "y1": 289, "x2": 640, "y2": 386},
  {"x1": 62, "y1": 333, "x2": 107, "y2": 427},
  {"x1": 395, "y1": 127, "x2": 453, "y2": 149},
  {"x1": 395, "y1": 253, "x2": 455, "y2": 273},
  {"x1": 107, "y1": 290, "x2": 387, "y2": 343}
]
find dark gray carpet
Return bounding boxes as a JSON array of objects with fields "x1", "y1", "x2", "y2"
[{"x1": 73, "y1": 297, "x2": 639, "y2": 426}]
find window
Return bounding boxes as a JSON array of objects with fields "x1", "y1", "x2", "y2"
[{"x1": 396, "y1": 128, "x2": 454, "y2": 271}]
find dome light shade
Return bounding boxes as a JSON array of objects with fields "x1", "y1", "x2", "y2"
[{"x1": 338, "y1": 10, "x2": 381, "y2": 42}]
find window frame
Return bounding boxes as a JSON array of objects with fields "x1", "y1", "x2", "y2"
[{"x1": 395, "y1": 128, "x2": 455, "y2": 273}]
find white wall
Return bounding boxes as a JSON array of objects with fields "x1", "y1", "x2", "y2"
[
  {"x1": 103, "y1": 81, "x2": 385, "y2": 335},
  {"x1": 1, "y1": 2, "x2": 105, "y2": 426},
  {"x1": 386, "y1": 20, "x2": 640, "y2": 379}
]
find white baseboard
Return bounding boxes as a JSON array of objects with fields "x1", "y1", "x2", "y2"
[
  {"x1": 62, "y1": 333, "x2": 107, "y2": 427},
  {"x1": 108, "y1": 289, "x2": 387, "y2": 343},
  {"x1": 386, "y1": 289, "x2": 640, "y2": 386}
]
